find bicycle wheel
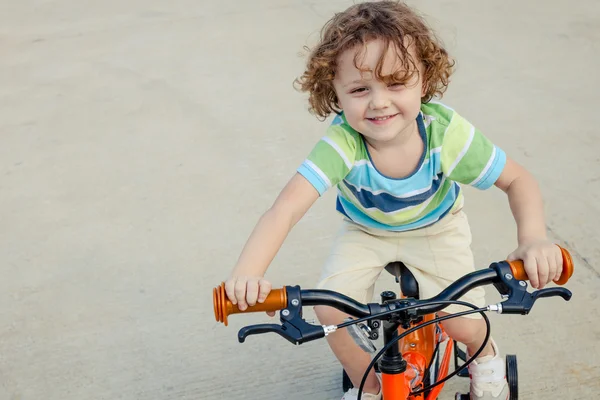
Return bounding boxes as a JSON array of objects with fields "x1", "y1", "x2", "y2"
[{"x1": 506, "y1": 354, "x2": 518, "y2": 400}]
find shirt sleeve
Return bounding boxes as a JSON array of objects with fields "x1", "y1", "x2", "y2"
[
  {"x1": 440, "y1": 112, "x2": 507, "y2": 190},
  {"x1": 297, "y1": 125, "x2": 357, "y2": 195}
]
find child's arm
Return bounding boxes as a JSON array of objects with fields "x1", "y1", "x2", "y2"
[
  {"x1": 225, "y1": 173, "x2": 320, "y2": 311},
  {"x1": 494, "y1": 157, "x2": 563, "y2": 289}
]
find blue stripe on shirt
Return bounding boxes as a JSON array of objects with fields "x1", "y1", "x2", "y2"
[
  {"x1": 336, "y1": 183, "x2": 460, "y2": 231},
  {"x1": 297, "y1": 163, "x2": 329, "y2": 195},
  {"x1": 341, "y1": 175, "x2": 444, "y2": 213},
  {"x1": 472, "y1": 148, "x2": 507, "y2": 190}
]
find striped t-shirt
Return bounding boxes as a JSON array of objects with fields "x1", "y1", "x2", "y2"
[{"x1": 297, "y1": 102, "x2": 506, "y2": 231}]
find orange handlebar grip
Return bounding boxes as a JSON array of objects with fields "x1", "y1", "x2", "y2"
[
  {"x1": 213, "y1": 282, "x2": 288, "y2": 326},
  {"x1": 507, "y1": 245, "x2": 574, "y2": 285}
]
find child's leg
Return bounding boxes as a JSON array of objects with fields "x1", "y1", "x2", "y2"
[
  {"x1": 314, "y1": 220, "x2": 397, "y2": 396},
  {"x1": 315, "y1": 306, "x2": 381, "y2": 394},
  {"x1": 439, "y1": 313, "x2": 494, "y2": 357},
  {"x1": 397, "y1": 210, "x2": 508, "y2": 399},
  {"x1": 442, "y1": 315, "x2": 508, "y2": 399}
]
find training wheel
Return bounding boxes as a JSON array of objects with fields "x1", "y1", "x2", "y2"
[{"x1": 506, "y1": 354, "x2": 518, "y2": 400}]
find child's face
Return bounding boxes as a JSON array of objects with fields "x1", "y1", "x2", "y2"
[{"x1": 333, "y1": 39, "x2": 425, "y2": 144}]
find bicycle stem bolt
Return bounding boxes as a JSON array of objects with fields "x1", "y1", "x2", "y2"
[{"x1": 381, "y1": 291, "x2": 397, "y2": 302}]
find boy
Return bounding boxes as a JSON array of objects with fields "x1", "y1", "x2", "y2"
[{"x1": 225, "y1": 2, "x2": 562, "y2": 399}]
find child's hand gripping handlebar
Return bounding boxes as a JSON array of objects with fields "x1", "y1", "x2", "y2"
[
  {"x1": 213, "y1": 284, "x2": 288, "y2": 326},
  {"x1": 506, "y1": 245, "x2": 574, "y2": 285}
]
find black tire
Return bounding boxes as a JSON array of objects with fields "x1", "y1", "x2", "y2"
[
  {"x1": 506, "y1": 354, "x2": 518, "y2": 400},
  {"x1": 342, "y1": 369, "x2": 353, "y2": 392}
]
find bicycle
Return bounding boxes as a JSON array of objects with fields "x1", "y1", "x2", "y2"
[{"x1": 213, "y1": 245, "x2": 574, "y2": 399}]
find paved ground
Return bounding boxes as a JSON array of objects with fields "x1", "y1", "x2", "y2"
[{"x1": 1, "y1": 0, "x2": 599, "y2": 399}]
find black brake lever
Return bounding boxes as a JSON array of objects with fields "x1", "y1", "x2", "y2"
[
  {"x1": 237, "y1": 286, "x2": 326, "y2": 345},
  {"x1": 532, "y1": 287, "x2": 572, "y2": 301},
  {"x1": 491, "y1": 262, "x2": 572, "y2": 315},
  {"x1": 238, "y1": 324, "x2": 291, "y2": 343}
]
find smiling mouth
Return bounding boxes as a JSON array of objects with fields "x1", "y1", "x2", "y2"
[{"x1": 367, "y1": 113, "x2": 398, "y2": 121}]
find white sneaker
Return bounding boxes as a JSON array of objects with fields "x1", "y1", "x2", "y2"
[
  {"x1": 468, "y1": 339, "x2": 509, "y2": 399},
  {"x1": 341, "y1": 388, "x2": 381, "y2": 400}
]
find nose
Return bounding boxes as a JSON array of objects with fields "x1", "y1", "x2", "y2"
[{"x1": 369, "y1": 89, "x2": 390, "y2": 110}]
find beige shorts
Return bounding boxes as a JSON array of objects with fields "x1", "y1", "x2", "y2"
[{"x1": 316, "y1": 210, "x2": 486, "y2": 318}]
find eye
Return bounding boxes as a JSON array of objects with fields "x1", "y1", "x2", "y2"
[
  {"x1": 388, "y1": 83, "x2": 404, "y2": 89},
  {"x1": 350, "y1": 87, "x2": 368, "y2": 94}
]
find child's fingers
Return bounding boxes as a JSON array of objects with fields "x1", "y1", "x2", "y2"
[
  {"x1": 245, "y1": 278, "x2": 260, "y2": 307},
  {"x1": 234, "y1": 279, "x2": 248, "y2": 311},
  {"x1": 554, "y1": 247, "x2": 563, "y2": 281},
  {"x1": 544, "y1": 252, "x2": 558, "y2": 285},
  {"x1": 225, "y1": 279, "x2": 237, "y2": 304},
  {"x1": 537, "y1": 255, "x2": 550, "y2": 289},
  {"x1": 257, "y1": 279, "x2": 272, "y2": 303},
  {"x1": 266, "y1": 311, "x2": 276, "y2": 317},
  {"x1": 524, "y1": 255, "x2": 539, "y2": 289}
]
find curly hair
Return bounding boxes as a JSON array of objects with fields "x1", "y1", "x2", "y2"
[{"x1": 295, "y1": 1, "x2": 455, "y2": 119}]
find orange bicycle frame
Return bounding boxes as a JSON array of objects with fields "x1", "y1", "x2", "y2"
[
  {"x1": 382, "y1": 314, "x2": 454, "y2": 400},
  {"x1": 379, "y1": 303, "x2": 454, "y2": 400}
]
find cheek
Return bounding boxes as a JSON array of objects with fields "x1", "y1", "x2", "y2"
[
  {"x1": 343, "y1": 100, "x2": 367, "y2": 122},
  {"x1": 395, "y1": 90, "x2": 422, "y2": 111}
]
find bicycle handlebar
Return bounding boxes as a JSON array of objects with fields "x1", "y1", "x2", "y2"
[{"x1": 214, "y1": 245, "x2": 574, "y2": 326}]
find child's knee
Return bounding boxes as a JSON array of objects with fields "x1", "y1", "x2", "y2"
[
  {"x1": 314, "y1": 305, "x2": 347, "y2": 325},
  {"x1": 441, "y1": 315, "x2": 487, "y2": 343}
]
